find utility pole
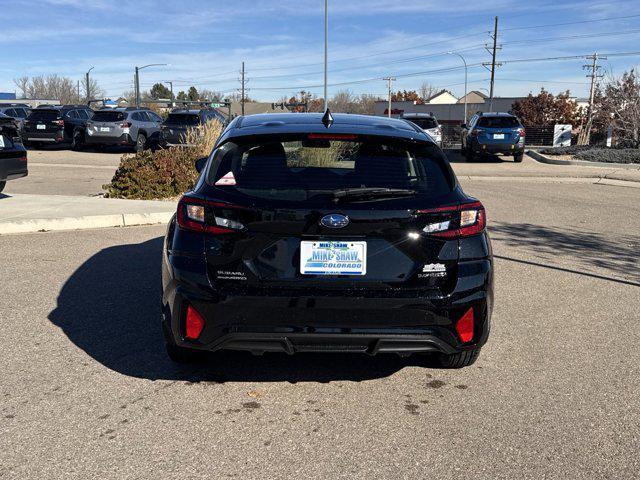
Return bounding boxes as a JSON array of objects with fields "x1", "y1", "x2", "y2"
[
  {"x1": 85, "y1": 66, "x2": 94, "y2": 103},
  {"x1": 483, "y1": 16, "x2": 502, "y2": 112},
  {"x1": 384, "y1": 77, "x2": 396, "y2": 118},
  {"x1": 135, "y1": 66, "x2": 140, "y2": 108},
  {"x1": 166, "y1": 81, "x2": 173, "y2": 99},
  {"x1": 240, "y1": 61, "x2": 246, "y2": 116},
  {"x1": 580, "y1": 52, "x2": 606, "y2": 145},
  {"x1": 77, "y1": 80, "x2": 80, "y2": 102}
]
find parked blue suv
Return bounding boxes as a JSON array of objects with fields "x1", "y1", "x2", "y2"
[{"x1": 461, "y1": 112, "x2": 525, "y2": 162}]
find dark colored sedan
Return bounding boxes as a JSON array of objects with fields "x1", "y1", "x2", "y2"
[
  {"x1": 159, "y1": 109, "x2": 226, "y2": 148},
  {"x1": 162, "y1": 113, "x2": 493, "y2": 368},
  {"x1": 0, "y1": 115, "x2": 27, "y2": 193}
]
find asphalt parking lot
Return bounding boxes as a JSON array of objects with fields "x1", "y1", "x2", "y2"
[{"x1": 1, "y1": 150, "x2": 638, "y2": 478}]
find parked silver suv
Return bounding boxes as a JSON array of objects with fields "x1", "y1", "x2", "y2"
[
  {"x1": 400, "y1": 113, "x2": 442, "y2": 147},
  {"x1": 85, "y1": 107, "x2": 162, "y2": 152}
]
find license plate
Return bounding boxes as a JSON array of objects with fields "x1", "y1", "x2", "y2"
[
  {"x1": 300, "y1": 241, "x2": 367, "y2": 275},
  {"x1": 100, "y1": 127, "x2": 110, "y2": 132},
  {"x1": 493, "y1": 133, "x2": 505, "y2": 139},
  {"x1": 37, "y1": 124, "x2": 46, "y2": 130}
]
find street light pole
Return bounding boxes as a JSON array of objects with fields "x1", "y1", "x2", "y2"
[
  {"x1": 323, "y1": 0, "x2": 328, "y2": 111},
  {"x1": 448, "y1": 52, "x2": 468, "y2": 122},
  {"x1": 135, "y1": 63, "x2": 169, "y2": 108},
  {"x1": 85, "y1": 66, "x2": 94, "y2": 104}
]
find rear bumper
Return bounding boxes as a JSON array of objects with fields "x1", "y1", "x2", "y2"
[
  {"x1": 24, "y1": 132, "x2": 65, "y2": 143},
  {"x1": 162, "y1": 241, "x2": 493, "y2": 356},
  {"x1": 471, "y1": 140, "x2": 524, "y2": 155},
  {"x1": 85, "y1": 133, "x2": 133, "y2": 146}
]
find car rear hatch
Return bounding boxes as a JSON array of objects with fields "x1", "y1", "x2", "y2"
[
  {"x1": 162, "y1": 113, "x2": 199, "y2": 144},
  {"x1": 475, "y1": 116, "x2": 522, "y2": 145},
  {"x1": 86, "y1": 111, "x2": 128, "y2": 137},
  {"x1": 183, "y1": 133, "x2": 469, "y2": 297},
  {"x1": 23, "y1": 109, "x2": 62, "y2": 139}
]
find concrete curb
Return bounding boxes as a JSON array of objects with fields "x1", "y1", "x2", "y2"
[
  {"x1": 0, "y1": 211, "x2": 173, "y2": 235},
  {"x1": 461, "y1": 175, "x2": 640, "y2": 189},
  {"x1": 527, "y1": 149, "x2": 640, "y2": 170}
]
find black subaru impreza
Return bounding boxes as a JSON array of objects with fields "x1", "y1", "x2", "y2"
[{"x1": 162, "y1": 113, "x2": 493, "y2": 368}]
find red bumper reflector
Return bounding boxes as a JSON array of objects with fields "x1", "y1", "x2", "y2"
[
  {"x1": 455, "y1": 308, "x2": 474, "y2": 343},
  {"x1": 185, "y1": 305, "x2": 205, "y2": 340}
]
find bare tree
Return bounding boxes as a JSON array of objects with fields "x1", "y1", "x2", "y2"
[
  {"x1": 13, "y1": 77, "x2": 29, "y2": 98},
  {"x1": 83, "y1": 77, "x2": 105, "y2": 101},
  {"x1": 596, "y1": 69, "x2": 640, "y2": 147},
  {"x1": 329, "y1": 90, "x2": 355, "y2": 112},
  {"x1": 418, "y1": 82, "x2": 437, "y2": 102},
  {"x1": 199, "y1": 89, "x2": 224, "y2": 102}
]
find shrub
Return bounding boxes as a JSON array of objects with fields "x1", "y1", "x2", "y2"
[
  {"x1": 575, "y1": 148, "x2": 640, "y2": 164},
  {"x1": 104, "y1": 119, "x2": 223, "y2": 199}
]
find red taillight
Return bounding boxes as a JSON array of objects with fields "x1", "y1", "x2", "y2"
[
  {"x1": 455, "y1": 308, "x2": 474, "y2": 343},
  {"x1": 53, "y1": 119, "x2": 64, "y2": 127},
  {"x1": 517, "y1": 128, "x2": 525, "y2": 138},
  {"x1": 18, "y1": 155, "x2": 27, "y2": 162},
  {"x1": 185, "y1": 304, "x2": 205, "y2": 340},
  {"x1": 417, "y1": 201, "x2": 486, "y2": 239},
  {"x1": 176, "y1": 196, "x2": 246, "y2": 235},
  {"x1": 120, "y1": 122, "x2": 132, "y2": 128}
]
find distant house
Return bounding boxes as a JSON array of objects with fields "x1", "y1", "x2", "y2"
[
  {"x1": 457, "y1": 90, "x2": 488, "y2": 104},
  {"x1": 425, "y1": 89, "x2": 458, "y2": 104}
]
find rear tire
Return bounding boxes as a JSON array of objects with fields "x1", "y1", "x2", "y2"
[
  {"x1": 71, "y1": 130, "x2": 84, "y2": 151},
  {"x1": 135, "y1": 134, "x2": 147, "y2": 153},
  {"x1": 0, "y1": 181, "x2": 6, "y2": 193},
  {"x1": 465, "y1": 147, "x2": 475, "y2": 162},
  {"x1": 437, "y1": 348, "x2": 481, "y2": 368},
  {"x1": 514, "y1": 152, "x2": 524, "y2": 163}
]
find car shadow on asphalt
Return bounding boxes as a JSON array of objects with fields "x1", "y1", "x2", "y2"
[
  {"x1": 489, "y1": 222, "x2": 640, "y2": 286},
  {"x1": 443, "y1": 149, "x2": 509, "y2": 164},
  {"x1": 48, "y1": 236, "x2": 431, "y2": 383}
]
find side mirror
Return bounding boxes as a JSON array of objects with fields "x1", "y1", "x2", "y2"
[{"x1": 195, "y1": 156, "x2": 207, "y2": 173}]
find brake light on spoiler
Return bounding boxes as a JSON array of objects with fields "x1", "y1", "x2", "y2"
[
  {"x1": 176, "y1": 196, "x2": 248, "y2": 234},
  {"x1": 417, "y1": 201, "x2": 486, "y2": 239}
]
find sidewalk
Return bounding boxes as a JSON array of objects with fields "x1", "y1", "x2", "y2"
[{"x1": 0, "y1": 194, "x2": 176, "y2": 235}]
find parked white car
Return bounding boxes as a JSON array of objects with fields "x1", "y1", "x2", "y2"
[{"x1": 400, "y1": 113, "x2": 442, "y2": 147}]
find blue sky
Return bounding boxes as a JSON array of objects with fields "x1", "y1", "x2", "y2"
[{"x1": 3, "y1": 0, "x2": 640, "y2": 101}]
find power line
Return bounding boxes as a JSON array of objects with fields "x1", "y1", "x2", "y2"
[{"x1": 501, "y1": 13, "x2": 640, "y2": 32}]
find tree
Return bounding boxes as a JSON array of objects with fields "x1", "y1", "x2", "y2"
[
  {"x1": 187, "y1": 86, "x2": 199, "y2": 101},
  {"x1": 199, "y1": 89, "x2": 223, "y2": 102},
  {"x1": 83, "y1": 77, "x2": 104, "y2": 102},
  {"x1": 149, "y1": 83, "x2": 172, "y2": 100},
  {"x1": 327, "y1": 90, "x2": 382, "y2": 114},
  {"x1": 511, "y1": 88, "x2": 581, "y2": 126},
  {"x1": 13, "y1": 77, "x2": 29, "y2": 99},
  {"x1": 390, "y1": 90, "x2": 424, "y2": 103},
  {"x1": 176, "y1": 91, "x2": 188, "y2": 101},
  {"x1": 418, "y1": 82, "x2": 437, "y2": 103},
  {"x1": 595, "y1": 69, "x2": 640, "y2": 147}
]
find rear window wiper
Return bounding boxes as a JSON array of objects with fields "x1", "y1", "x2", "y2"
[{"x1": 332, "y1": 187, "x2": 416, "y2": 202}]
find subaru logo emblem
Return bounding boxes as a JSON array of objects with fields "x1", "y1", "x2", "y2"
[{"x1": 320, "y1": 214, "x2": 349, "y2": 229}]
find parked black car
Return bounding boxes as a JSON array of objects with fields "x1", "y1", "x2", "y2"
[
  {"x1": 162, "y1": 113, "x2": 493, "y2": 368},
  {"x1": 159, "y1": 108, "x2": 227, "y2": 148},
  {"x1": 461, "y1": 112, "x2": 525, "y2": 162},
  {"x1": 0, "y1": 114, "x2": 27, "y2": 193},
  {"x1": 22, "y1": 105, "x2": 94, "y2": 150},
  {"x1": 0, "y1": 104, "x2": 30, "y2": 133}
]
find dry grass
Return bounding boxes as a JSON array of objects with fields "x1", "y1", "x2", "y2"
[{"x1": 183, "y1": 119, "x2": 224, "y2": 158}]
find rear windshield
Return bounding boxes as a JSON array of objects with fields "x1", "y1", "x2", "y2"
[
  {"x1": 407, "y1": 118, "x2": 438, "y2": 129},
  {"x1": 27, "y1": 109, "x2": 60, "y2": 121},
  {"x1": 92, "y1": 111, "x2": 125, "y2": 122},
  {"x1": 166, "y1": 113, "x2": 199, "y2": 126},
  {"x1": 477, "y1": 116, "x2": 520, "y2": 128},
  {"x1": 208, "y1": 134, "x2": 453, "y2": 202}
]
